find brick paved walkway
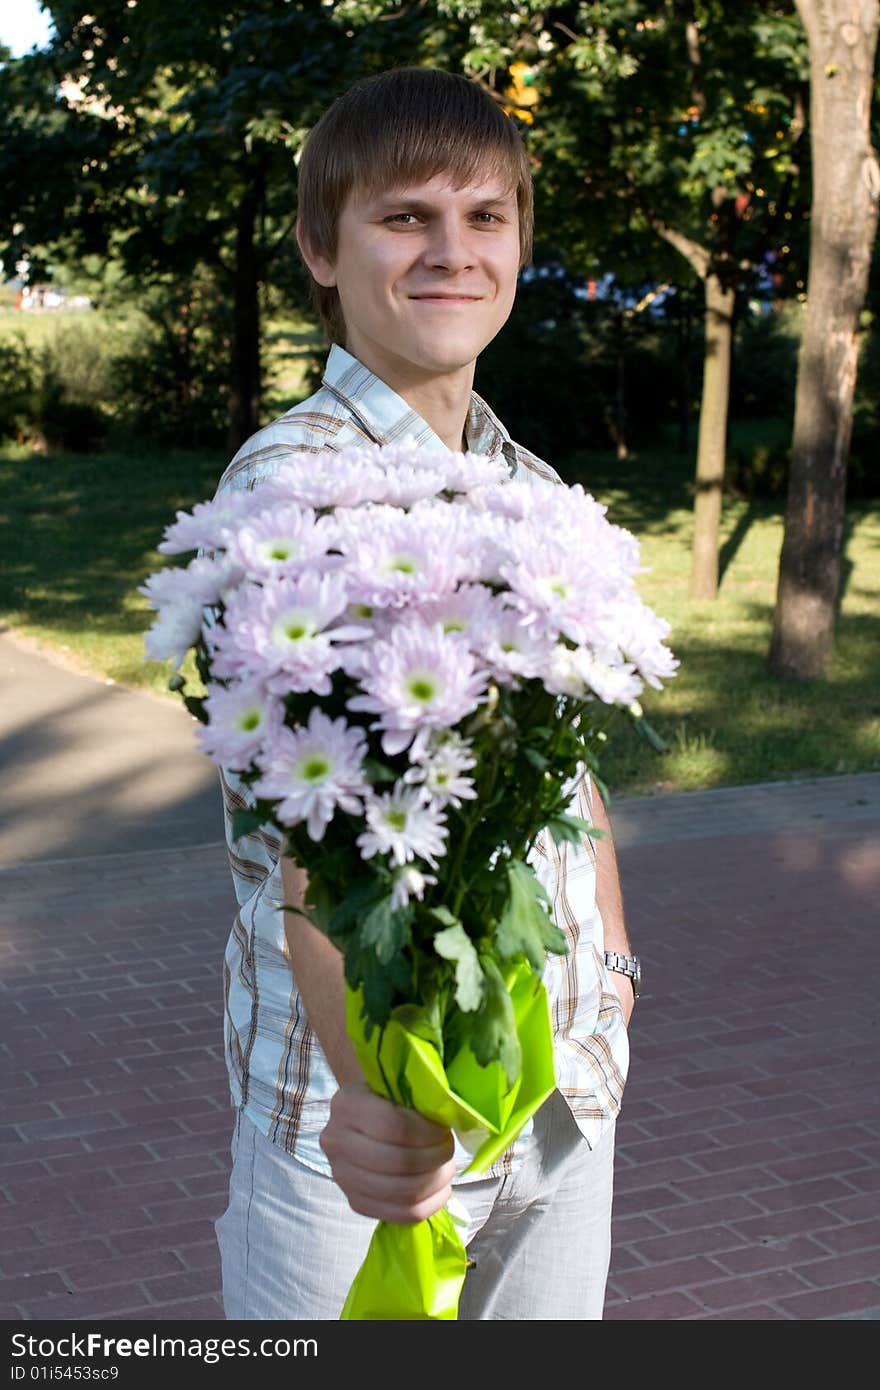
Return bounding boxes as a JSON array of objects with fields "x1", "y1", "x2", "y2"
[
  {"x1": 2, "y1": 780, "x2": 877, "y2": 1322},
  {"x1": 1, "y1": 637, "x2": 878, "y2": 1320}
]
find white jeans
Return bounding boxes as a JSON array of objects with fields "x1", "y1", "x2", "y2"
[{"x1": 215, "y1": 1089, "x2": 616, "y2": 1321}]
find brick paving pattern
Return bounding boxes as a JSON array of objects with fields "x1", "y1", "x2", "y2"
[{"x1": 2, "y1": 770, "x2": 878, "y2": 1321}]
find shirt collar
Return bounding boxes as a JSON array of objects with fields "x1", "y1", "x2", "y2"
[{"x1": 321, "y1": 344, "x2": 518, "y2": 475}]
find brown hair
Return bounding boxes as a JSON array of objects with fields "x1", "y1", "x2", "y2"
[{"x1": 296, "y1": 66, "x2": 534, "y2": 345}]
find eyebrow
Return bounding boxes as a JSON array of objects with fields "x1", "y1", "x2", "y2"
[{"x1": 371, "y1": 192, "x2": 515, "y2": 213}]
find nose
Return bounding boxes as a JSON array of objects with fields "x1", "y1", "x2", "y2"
[{"x1": 423, "y1": 214, "x2": 475, "y2": 273}]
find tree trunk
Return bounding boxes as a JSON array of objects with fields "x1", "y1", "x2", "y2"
[
  {"x1": 616, "y1": 338, "x2": 628, "y2": 460},
  {"x1": 227, "y1": 173, "x2": 264, "y2": 457},
  {"x1": 768, "y1": 0, "x2": 880, "y2": 679},
  {"x1": 677, "y1": 291, "x2": 692, "y2": 455},
  {"x1": 691, "y1": 272, "x2": 735, "y2": 599}
]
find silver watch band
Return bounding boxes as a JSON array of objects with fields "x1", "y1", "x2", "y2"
[{"x1": 604, "y1": 950, "x2": 641, "y2": 999}]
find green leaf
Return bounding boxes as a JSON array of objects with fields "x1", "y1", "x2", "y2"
[
  {"x1": 428, "y1": 905, "x2": 460, "y2": 929},
  {"x1": 471, "y1": 955, "x2": 521, "y2": 1087},
  {"x1": 433, "y1": 921, "x2": 484, "y2": 1013},
  {"x1": 345, "y1": 939, "x2": 410, "y2": 1033},
  {"x1": 524, "y1": 747, "x2": 549, "y2": 771},
  {"x1": 496, "y1": 859, "x2": 567, "y2": 969},
  {"x1": 546, "y1": 813, "x2": 607, "y2": 847},
  {"x1": 392, "y1": 995, "x2": 444, "y2": 1054},
  {"x1": 360, "y1": 896, "x2": 412, "y2": 965},
  {"x1": 324, "y1": 878, "x2": 388, "y2": 949},
  {"x1": 231, "y1": 807, "x2": 267, "y2": 841},
  {"x1": 632, "y1": 715, "x2": 668, "y2": 753},
  {"x1": 303, "y1": 873, "x2": 338, "y2": 936},
  {"x1": 183, "y1": 694, "x2": 208, "y2": 724},
  {"x1": 362, "y1": 757, "x2": 398, "y2": 785}
]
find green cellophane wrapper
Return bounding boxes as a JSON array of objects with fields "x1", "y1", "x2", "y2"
[{"x1": 339, "y1": 957, "x2": 556, "y2": 1320}]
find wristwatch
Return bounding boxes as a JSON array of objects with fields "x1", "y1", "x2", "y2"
[{"x1": 604, "y1": 950, "x2": 642, "y2": 1000}]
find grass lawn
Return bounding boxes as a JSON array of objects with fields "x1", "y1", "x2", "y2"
[{"x1": 1, "y1": 430, "x2": 878, "y2": 795}]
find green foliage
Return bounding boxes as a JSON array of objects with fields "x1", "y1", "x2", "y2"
[
  {"x1": 475, "y1": 263, "x2": 685, "y2": 456},
  {"x1": 433, "y1": 920, "x2": 484, "y2": 1012},
  {"x1": 0, "y1": 337, "x2": 39, "y2": 442},
  {"x1": 730, "y1": 302, "x2": 801, "y2": 420},
  {"x1": 110, "y1": 280, "x2": 230, "y2": 447},
  {"x1": 0, "y1": 317, "x2": 117, "y2": 450},
  {"x1": 728, "y1": 435, "x2": 791, "y2": 498},
  {"x1": 360, "y1": 897, "x2": 413, "y2": 967},
  {"x1": 471, "y1": 955, "x2": 521, "y2": 1086},
  {"x1": 2, "y1": 1, "x2": 476, "y2": 441},
  {"x1": 496, "y1": 860, "x2": 567, "y2": 971}
]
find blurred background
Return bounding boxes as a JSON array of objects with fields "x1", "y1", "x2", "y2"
[{"x1": 1, "y1": 0, "x2": 878, "y2": 797}]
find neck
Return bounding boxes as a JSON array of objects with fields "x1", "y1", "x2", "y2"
[
  {"x1": 399, "y1": 372, "x2": 473, "y2": 453},
  {"x1": 344, "y1": 340, "x2": 474, "y2": 452}
]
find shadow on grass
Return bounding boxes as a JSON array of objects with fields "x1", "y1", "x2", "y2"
[
  {"x1": 3, "y1": 440, "x2": 878, "y2": 799},
  {"x1": 718, "y1": 500, "x2": 765, "y2": 587},
  {"x1": 0, "y1": 447, "x2": 223, "y2": 640},
  {"x1": 600, "y1": 605, "x2": 880, "y2": 795}
]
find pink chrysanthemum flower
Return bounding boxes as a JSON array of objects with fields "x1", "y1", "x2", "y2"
[
  {"x1": 253, "y1": 709, "x2": 369, "y2": 839},
  {"x1": 499, "y1": 539, "x2": 601, "y2": 644},
  {"x1": 464, "y1": 482, "x2": 530, "y2": 521},
  {"x1": 211, "y1": 573, "x2": 371, "y2": 694},
  {"x1": 477, "y1": 603, "x2": 558, "y2": 685},
  {"x1": 403, "y1": 730, "x2": 477, "y2": 810},
  {"x1": 611, "y1": 602, "x2": 679, "y2": 689},
  {"x1": 411, "y1": 583, "x2": 497, "y2": 643},
  {"x1": 357, "y1": 784, "x2": 449, "y2": 868},
  {"x1": 158, "y1": 489, "x2": 260, "y2": 555},
  {"x1": 226, "y1": 504, "x2": 340, "y2": 579},
  {"x1": 140, "y1": 554, "x2": 238, "y2": 611},
  {"x1": 262, "y1": 453, "x2": 385, "y2": 509},
  {"x1": 347, "y1": 623, "x2": 489, "y2": 756},
  {"x1": 196, "y1": 680, "x2": 284, "y2": 771},
  {"x1": 366, "y1": 445, "x2": 451, "y2": 507},
  {"x1": 143, "y1": 598, "x2": 205, "y2": 669},
  {"x1": 334, "y1": 503, "x2": 465, "y2": 610},
  {"x1": 544, "y1": 643, "x2": 643, "y2": 706},
  {"x1": 389, "y1": 865, "x2": 438, "y2": 912},
  {"x1": 438, "y1": 452, "x2": 511, "y2": 493}
]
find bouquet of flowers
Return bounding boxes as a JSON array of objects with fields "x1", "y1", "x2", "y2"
[{"x1": 141, "y1": 440, "x2": 676, "y2": 1320}]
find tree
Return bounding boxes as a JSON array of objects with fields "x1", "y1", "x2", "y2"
[
  {"x1": 437, "y1": 0, "x2": 811, "y2": 597},
  {"x1": 768, "y1": 0, "x2": 880, "y2": 678},
  {"x1": 2, "y1": 2, "x2": 464, "y2": 453}
]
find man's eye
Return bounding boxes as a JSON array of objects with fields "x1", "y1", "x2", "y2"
[{"x1": 385, "y1": 213, "x2": 419, "y2": 225}]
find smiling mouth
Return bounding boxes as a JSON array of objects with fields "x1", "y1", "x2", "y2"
[{"x1": 409, "y1": 294, "x2": 483, "y2": 302}]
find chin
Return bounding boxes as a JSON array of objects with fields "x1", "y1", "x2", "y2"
[{"x1": 408, "y1": 338, "x2": 490, "y2": 373}]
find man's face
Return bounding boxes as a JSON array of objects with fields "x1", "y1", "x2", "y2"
[{"x1": 303, "y1": 170, "x2": 522, "y2": 384}]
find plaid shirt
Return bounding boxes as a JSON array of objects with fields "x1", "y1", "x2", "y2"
[{"x1": 214, "y1": 345, "x2": 629, "y2": 1179}]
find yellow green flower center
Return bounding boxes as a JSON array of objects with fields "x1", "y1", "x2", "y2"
[
  {"x1": 300, "y1": 756, "x2": 331, "y2": 782},
  {"x1": 266, "y1": 540, "x2": 295, "y2": 561},
  {"x1": 388, "y1": 551, "x2": 419, "y2": 575},
  {"x1": 275, "y1": 612, "x2": 316, "y2": 645},
  {"x1": 407, "y1": 672, "x2": 437, "y2": 702}
]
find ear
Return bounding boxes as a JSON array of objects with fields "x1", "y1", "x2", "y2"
[{"x1": 296, "y1": 220, "x2": 337, "y2": 288}]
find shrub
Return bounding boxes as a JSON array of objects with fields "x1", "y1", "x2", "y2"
[{"x1": 0, "y1": 336, "x2": 40, "y2": 441}]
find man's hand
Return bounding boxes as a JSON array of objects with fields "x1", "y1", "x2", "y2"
[
  {"x1": 608, "y1": 971, "x2": 636, "y2": 1029},
  {"x1": 320, "y1": 1082, "x2": 456, "y2": 1225}
]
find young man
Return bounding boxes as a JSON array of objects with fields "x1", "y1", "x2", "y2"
[{"x1": 212, "y1": 66, "x2": 640, "y2": 1321}]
